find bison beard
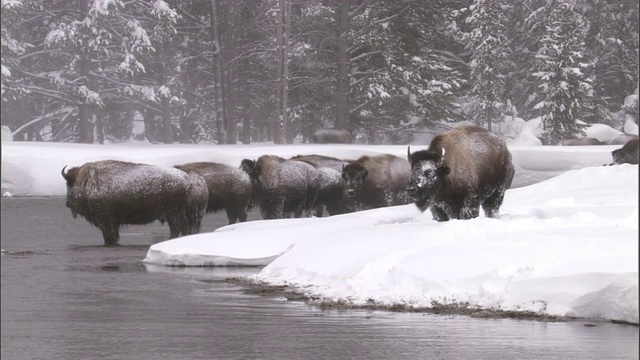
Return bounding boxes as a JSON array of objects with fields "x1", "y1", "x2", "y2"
[
  {"x1": 61, "y1": 160, "x2": 208, "y2": 246},
  {"x1": 407, "y1": 125, "x2": 515, "y2": 221}
]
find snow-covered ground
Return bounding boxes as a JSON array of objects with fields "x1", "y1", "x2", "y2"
[{"x1": 1, "y1": 137, "x2": 637, "y2": 323}]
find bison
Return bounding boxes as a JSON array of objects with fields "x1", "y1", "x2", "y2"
[
  {"x1": 61, "y1": 160, "x2": 208, "y2": 246},
  {"x1": 175, "y1": 162, "x2": 252, "y2": 224},
  {"x1": 611, "y1": 138, "x2": 639, "y2": 165},
  {"x1": 407, "y1": 125, "x2": 514, "y2": 221},
  {"x1": 312, "y1": 128, "x2": 353, "y2": 144},
  {"x1": 291, "y1": 154, "x2": 354, "y2": 216},
  {"x1": 341, "y1": 154, "x2": 412, "y2": 210},
  {"x1": 606, "y1": 134, "x2": 639, "y2": 145},
  {"x1": 240, "y1": 155, "x2": 319, "y2": 219},
  {"x1": 562, "y1": 137, "x2": 606, "y2": 146}
]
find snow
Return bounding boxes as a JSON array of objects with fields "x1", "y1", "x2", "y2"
[{"x1": 1, "y1": 139, "x2": 637, "y2": 323}]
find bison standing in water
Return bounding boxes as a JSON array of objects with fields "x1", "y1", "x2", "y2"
[
  {"x1": 61, "y1": 160, "x2": 208, "y2": 246},
  {"x1": 407, "y1": 125, "x2": 515, "y2": 221},
  {"x1": 611, "y1": 138, "x2": 639, "y2": 165},
  {"x1": 240, "y1": 155, "x2": 319, "y2": 219},
  {"x1": 312, "y1": 128, "x2": 353, "y2": 144},
  {"x1": 341, "y1": 154, "x2": 412, "y2": 210},
  {"x1": 175, "y1": 162, "x2": 252, "y2": 224}
]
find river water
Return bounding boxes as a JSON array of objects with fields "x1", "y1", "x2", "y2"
[{"x1": 1, "y1": 197, "x2": 638, "y2": 360}]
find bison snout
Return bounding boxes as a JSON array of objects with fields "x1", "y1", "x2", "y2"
[
  {"x1": 346, "y1": 189, "x2": 357, "y2": 198},
  {"x1": 407, "y1": 184, "x2": 418, "y2": 195}
]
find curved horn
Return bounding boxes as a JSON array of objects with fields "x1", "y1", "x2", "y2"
[
  {"x1": 61, "y1": 166, "x2": 69, "y2": 180},
  {"x1": 441, "y1": 147, "x2": 446, "y2": 158},
  {"x1": 407, "y1": 146, "x2": 412, "y2": 162}
]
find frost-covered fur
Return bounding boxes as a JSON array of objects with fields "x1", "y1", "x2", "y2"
[
  {"x1": 61, "y1": 160, "x2": 206, "y2": 246},
  {"x1": 611, "y1": 138, "x2": 639, "y2": 165},
  {"x1": 175, "y1": 162, "x2": 252, "y2": 224},
  {"x1": 184, "y1": 173, "x2": 209, "y2": 234},
  {"x1": 407, "y1": 125, "x2": 515, "y2": 221},
  {"x1": 240, "y1": 155, "x2": 319, "y2": 219},
  {"x1": 341, "y1": 154, "x2": 412, "y2": 210},
  {"x1": 291, "y1": 154, "x2": 354, "y2": 216}
]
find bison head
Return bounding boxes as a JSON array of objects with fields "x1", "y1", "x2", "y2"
[
  {"x1": 406, "y1": 147, "x2": 450, "y2": 210},
  {"x1": 341, "y1": 162, "x2": 368, "y2": 198},
  {"x1": 240, "y1": 159, "x2": 260, "y2": 181}
]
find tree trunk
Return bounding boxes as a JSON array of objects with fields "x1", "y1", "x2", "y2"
[
  {"x1": 274, "y1": 0, "x2": 285, "y2": 144},
  {"x1": 335, "y1": 0, "x2": 350, "y2": 131},
  {"x1": 210, "y1": 0, "x2": 227, "y2": 145},
  {"x1": 180, "y1": 58, "x2": 198, "y2": 143},
  {"x1": 78, "y1": 56, "x2": 94, "y2": 143},
  {"x1": 282, "y1": 0, "x2": 291, "y2": 143}
]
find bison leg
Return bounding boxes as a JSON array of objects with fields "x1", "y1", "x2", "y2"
[
  {"x1": 482, "y1": 186, "x2": 507, "y2": 218},
  {"x1": 167, "y1": 220, "x2": 183, "y2": 239},
  {"x1": 99, "y1": 223, "x2": 120, "y2": 246},
  {"x1": 430, "y1": 205, "x2": 450, "y2": 222}
]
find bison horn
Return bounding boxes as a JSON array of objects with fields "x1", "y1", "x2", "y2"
[
  {"x1": 61, "y1": 166, "x2": 69, "y2": 180},
  {"x1": 441, "y1": 147, "x2": 446, "y2": 158},
  {"x1": 407, "y1": 146, "x2": 412, "y2": 162}
]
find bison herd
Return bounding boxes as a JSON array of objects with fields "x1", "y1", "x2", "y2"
[{"x1": 61, "y1": 125, "x2": 638, "y2": 245}]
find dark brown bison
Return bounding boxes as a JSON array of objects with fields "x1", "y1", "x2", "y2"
[
  {"x1": 175, "y1": 162, "x2": 252, "y2": 224},
  {"x1": 407, "y1": 125, "x2": 515, "y2": 221},
  {"x1": 61, "y1": 160, "x2": 208, "y2": 246},
  {"x1": 606, "y1": 134, "x2": 639, "y2": 145},
  {"x1": 562, "y1": 137, "x2": 606, "y2": 146},
  {"x1": 611, "y1": 138, "x2": 639, "y2": 165},
  {"x1": 291, "y1": 154, "x2": 354, "y2": 216},
  {"x1": 312, "y1": 128, "x2": 353, "y2": 144},
  {"x1": 240, "y1": 155, "x2": 319, "y2": 219},
  {"x1": 341, "y1": 154, "x2": 412, "y2": 210}
]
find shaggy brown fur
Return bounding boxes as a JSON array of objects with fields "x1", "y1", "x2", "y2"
[
  {"x1": 291, "y1": 154, "x2": 354, "y2": 216},
  {"x1": 61, "y1": 160, "x2": 207, "y2": 246},
  {"x1": 176, "y1": 162, "x2": 252, "y2": 224},
  {"x1": 606, "y1": 134, "x2": 639, "y2": 145},
  {"x1": 611, "y1": 138, "x2": 639, "y2": 165},
  {"x1": 341, "y1": 154, "x2": 412, "y2": 210},
  {"x1": 407, "y1": 125, "x2": 514, "y2": 221},
  {"x1": 240, "y1": 155, "x2": 319, "y2": 219}
]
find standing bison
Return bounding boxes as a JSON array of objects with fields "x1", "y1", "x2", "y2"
[
  {"x1": 312, "y1": 128, "x2": 353, "y2": 144},
  {"x1": 175, "y1": 162, "x2": 252, "y2": 224},
  {"x1": 61, "y1": 160, "x2": 208, "y2": 246},
  {"x1": 611, "y1": 138, "x2": 639, "y2": 165},
  {"x1": 341, "y1": 154, "x2": 412, "y2": 210},
  {"x1": 407, "y1": 125, "x2": 514, "y2": 221},
  {"x1": 291, "y1": 154, "x2": 354, "y2": 216},
  {"x1": 240, "y1": 155, "x2": 319, "y2": 219}
]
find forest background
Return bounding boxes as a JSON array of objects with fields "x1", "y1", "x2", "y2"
[{"x1": 1, "y1": 0, "x2": 638, "y2": 146}]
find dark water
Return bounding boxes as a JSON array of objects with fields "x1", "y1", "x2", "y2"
[{"x1": 1, "y1": 197, "x2": 638, "y2": 360}]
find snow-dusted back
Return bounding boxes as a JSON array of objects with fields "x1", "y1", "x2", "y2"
[{"x1": 2, "y1": 140, "x2": 637, "y2": 323}]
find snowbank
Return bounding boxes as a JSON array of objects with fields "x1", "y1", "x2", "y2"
[{"x1": 144, "y1": 165, "x2": 638, "y2": 323}]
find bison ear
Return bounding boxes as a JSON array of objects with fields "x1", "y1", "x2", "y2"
[{"x1": 407, "y1": 146, "x2": 412, "y2": 162}]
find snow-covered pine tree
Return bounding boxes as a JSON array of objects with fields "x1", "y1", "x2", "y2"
[
  {"x1": 532, "y1": 0, "x2": 593, "y2": 145},
  {"x1": 464, "y1": 0, "x2": 511, "y2": 132}
]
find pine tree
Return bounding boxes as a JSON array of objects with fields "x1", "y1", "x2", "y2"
[
  {"x1": 464, "y1": 0, "x2": 511, "y2": 132},
  {"x1": 532, "y1": 0, "x2": 593, "y2": 145}
]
